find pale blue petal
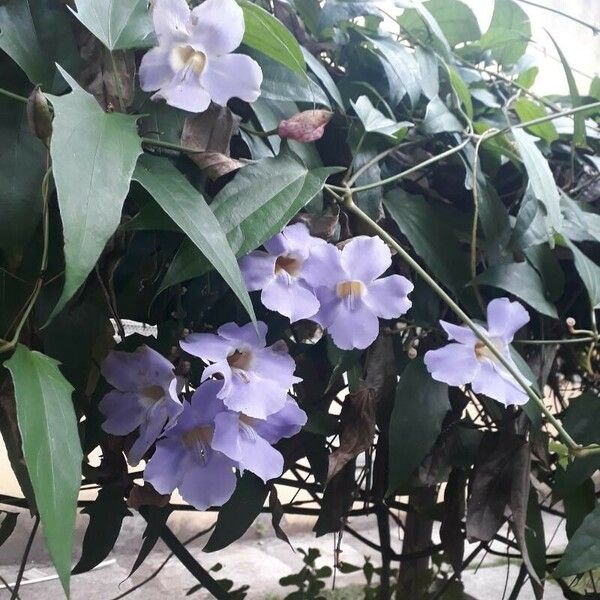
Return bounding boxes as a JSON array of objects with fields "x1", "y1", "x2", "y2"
[
  {"x1": 200, "y1": 53, "x2": 262, "y2": 106},
  {"x1": 424, "y1": 343, "x2": 480, "y2": 386},
  {"x1": 486, "y1": 298, "x2": 530, "y2": 343},
  {"x1": 239, "y1": 251, "x2": 276, "y2": 291},
  {"x1": 261, "y1": 276, "x2": 320, "y2": 322},
  {"x1": 364, "y1": 275, "x2": 413, "y2": 319},
  {"x1": 190, "y1": 0, "x2": 244, "y2": 56},
  {"x1": 341, "y1": 236, "x2": 391, "y2": 283},
  {"x1": 253, "y1": 397, "x2": 307, "y2": 444}
]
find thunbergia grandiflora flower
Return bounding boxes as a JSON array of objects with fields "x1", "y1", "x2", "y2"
[
  {"x1": 99, "y1": 345, "x2": 182, "y2": 465},
  {"x1": 144, "y1": 380, "x2": 237, "y2": 510},
  {"x1": 238, "y1": 223, "x2": 327, "y2": 322},
  {"x1": 305, "y1": 236, "x2": 414, "y2": 350},
  {"x1": 139, "y1": 0, "x2": 263, "y2": 113},
  {"x1": 180, "y1": 321, "x2": 300, "y2": 419},
  {"x1": 211, "y1": 395, "x2": 307, "y2": 482},
  {"x1": 424, "y1": 298, "x2": 530, "y2": 406}
]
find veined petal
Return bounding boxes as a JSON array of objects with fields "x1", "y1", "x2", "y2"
[
  {"x1": 181, "y1": 332, "x2": 232, "y2": 362},
  {"x1": 190, "y1": 0, "x2": 244, "y2": 56},
  {"x1": 311, "y1": 286, "x2": 341, "y2": 328},
  {"x1": 239, "y1": 251, "x2": 277, "y2": 291},
  {"x1": 144, "y1": 436, "x2": 188, "y2": 494},
  {"x1": 152, "y1": 0, "x2": 191, "y2": 42},
  {"x1": 190, "y1": 380, "x2": 228, "y2": 425},
  {"x1": 328, "y1": 299, "x2": 380, "y2": 350},
  {"x1": 364, "y1": 275, "x2": 413, "y2": 319},
  {"x1": 486, "y1": 297, "x2": 530, "y2": 343},
  {"x1": 153, "y1": 68, "x2": 211, "y2": 113},
  {"x1": 99, "y1": 391, "x2": 147, "y2": 436},
  {"x1": 261, "y1": 276, "x2": 320, "y2": 322},
  {"x1": 253, "y1": 397, "x2": 307, "y2": 444},
  {"x1": 211, "y1": 412, "x2": 243, "y2": 461},
  {"x1": 139, "y1": 47, "x2": 174, "y2": 92},
  {"x1": 424, "y1": 343, "x2": 480, "y2": 386},
  {"x1": 471, "y1": 361, "x2": 528, "y2": 406},
  {"x1": 341, "y1": 236, "x2": 391, "y2": 283},
  {"x1": 439, "y1": 320, "x2": 479, "y2": 345},
  {"x1": 178, "y1": 454, "x2": 237, "y2": 510},
  {"x1": 222, "y1": 377, "x2": 289, "y2": 419},
  {"x1": 200, "y1": 53, "x2": 263, "y2": 106}
]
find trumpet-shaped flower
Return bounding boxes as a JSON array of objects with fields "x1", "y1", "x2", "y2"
[
  {"x1": 306, "y1": 236, "x2": 413, "y2": 350},
  {"x1": 144, "y1": 380, "x2": 237, "y2": 510},
  {"x1": 139, "y1": 0, "x2": 263, "y2": 113},
  {"x1": 211, "y1": 395, "x2": 307, "y2": 482},
  {"x1": 180, "y1": 321, "x2": 300, "y2": 419},
  {"x1": 99, "y1": 345, "x2": 182, "y2": 465},
  {"x1": 424, "y1": 298, "x2": 530, "y2": 406},
  {"x1": 238, "y1": 223, "x2": 327, "y2": 322}
]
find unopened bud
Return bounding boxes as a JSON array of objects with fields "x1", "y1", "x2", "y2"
[
  {"x1": 27, "y1": 86, "x2": 53, "y2": 146},
  {"x1": 278, "y1": 110, "x2": 333, "y2": 143},
  {"x1": 566, "y1": 317, "x2": 576, "y2": 330},
  {"x1": 407, "y1": 347, "x2": 418, "y2": 359}
]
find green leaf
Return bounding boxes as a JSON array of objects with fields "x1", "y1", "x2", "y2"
[
  {"x1": 474, "y1": 261, "x2": 558, "y2": 319},
  {"x1": 5, "y1": 344, "x2": 82, "y2": 595},
  {"x1": 0, "y1": 0, "x2": 79, "y2": 90},
  {"x1": 302, "y1": 47, "x2": 344, "y2": 110},
  {"x1": 0, "y1": 92, "x2": 46, "y2": 252},
  {"x1": 240, "y1": 0, "x2": 305, "y2": 75},
  {"x1": 383, "y1": 190, "x2": 479, "y2": 312},
  {"x1": 397, "y1": 0, "x2": 451, "y2": 58},
  {"x1": 46, "y1": 67, "x2": 142, "y2": 322},
  {"x1": 133, "y1": 154, "x2": 257, "y2": 323},
  {"x1": 351, "y1": 95, "x2": 411, "y2": 139},
  {"x1": 423, "y1": 95, "x2": 463, "y2": 134},
  {"x1": 481, "y1": 0, "x2": 531, "y2": 66},
  {"x1": 160, "y1": 152, "x2": 340, "y2": 290},
  {"x1": 564, "y1": 479, "x2": 596, "y2": 540},
  {"x1": 387, "y1": 358, "x2": 450, "y2": 493},
  {"x1": 514, "y1": 98, "x2": 558, "y2": 144},
  {"x1": 563, "y1": 238, "x2": 600, "y2": 309},
  {"x1": 554, "y1": 503, "x2": 600, "y2": 577},
  {"x1": 69, "y1": 0, "x2": 154, "y2": 51},
  {"x1": 446, "y1": 64, "x2": 473, "y2": 120},
  {"x1": 512, "y1": 128, "x2": 562, "y2": 238},
  {"x1": 204, "y1": 473, "x2": 268, "y2": 552},
  {"x1": 319, "y1": 0, "x2": 390, "y2": 27},
  {"x1": 547, "y1": 32, "x2": 586, "y2": 148}
]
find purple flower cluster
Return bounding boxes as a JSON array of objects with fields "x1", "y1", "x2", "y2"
[
  {"x1": 239, "y1": 224, "x2": 414, "y2": 350},
  {"x1": 99, "y1": 323, "x2": 306, "y2": 510}
]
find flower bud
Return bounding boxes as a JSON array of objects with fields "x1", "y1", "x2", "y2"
[
  {"x1": 278, "y1": 109, "x2": 333, "y2": 143},
  {"x1": 27, "y1": 86, "x2": 53, "y2": 146},
  {"x1": 407, "y1": 347, "x2": 418, "y2": 359},
  {"x1": 566, "y1": 317, "x2": 576, "y2": 329}
]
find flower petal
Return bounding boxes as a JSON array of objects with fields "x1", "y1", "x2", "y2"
[
  {"x1": 178, "y1": 453, "x2": 237, "y2": 510},
  {"x1": 189, "y1": 380, "x2": 228, "y2": 424},
  {"x1": 327, "y1": 299, "x2": 380, "y2": 350},
  {"x1": 471, "y1": 361, "x2": 528, "y2": 406},
  {"x1": 439, "y1": 320, "x2": 479, "y2": 345},
  {"x1": 424, "y1": 343, "x2": 480, "y2": 386},
  {"x1": 201, "y1": 360, "x2": 235, "y2": 398},
  {"x1": 222, "y1": 376, "x2": 288, "y2": 419},
  {"x1": 364, "y1": 275, "x2": 413, "y2": 319},
  {"x1": 263, "y1": 223, "x2": 320, "y2": 257},
  {"x1": 152, "y1": 0, "x2": 191, "y2": 42},
  {"x1": 153, "y1": 69, "x2": 211, "y2": 113},
  {"x1": 239, "y1": 251, "x2": 276, "y2": 291},
  {"x1": 211, "y1": 412, "x2": 243, "y2": 461},
  {"x1": 218, "y1": 321, "x2": 267, "y2": 348},
  {"x1": 190, "y1": 0, "x2": 244, "y2": 56},
  {"x1": 261, "y1": 276, "x2": 320, "y2": 322},
  {"x1": 139, "y1": 47, "x2": 174, "y2": 92},
  {"x1": 144, "y1": 436, "x2": 188, "y2": 494},
  {"x1": 238, "y1": 434, "x2": 284, "y2": 483},
  {"x1": 127, "y1": 402, "x2": 171, "y2": 465},
  {"x1": 341, "y1": 236, "x2": 391, "y2": 283},
  {"x1": 200, "y1": 53, "x2": 263, "y2": 106},
  {"x1": 99, "y1": 391, "x2": 146, "y2": 436},
  {"x1": 302, "y1": 243, "x2": 345, "y2": 289},
  {"x1": 253, "y1": 397, "x2": 307, "y2": 444},
  {"x1": 180, "y1": 332, "x2": 232, "y2": 362},
  {"x1": 486, "y1": 298, "x2": 530, "y2": 343}
]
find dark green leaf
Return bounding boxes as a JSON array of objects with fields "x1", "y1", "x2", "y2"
[
  {"x1": 351, "y1": 95, "x2": 411, "y2": 139},
  {"x1": 204, "y1": 473, "x2": 268, "y2": 552},
  {"x1": 481, "y1": 0, "x2": 531, "y2": 66},
  {"x1": 514, "y1": 98, "x2": 558, "y2": 144},
  {"x1": 563, "y1": 238, "x2": 600, "y2": 309},
  {"x1": 396, "y1": 0, "x2": 451, "y2": 57},
  {"x1": 302, "y1": 47, "x2": 344, "y2": 109},
  {"x1": 447, "y1": 64, "x2": 473, "y2": 120},
  {"x1": 524, "y1": 243, "x2": 564, "y2": 302},
  {"x1": 423, "y1": 96, "x2": 463, "y2": 134},
  {"x1": 564, "y1": 479, "x2": 596, "y2": 540},
  {"x1": 69, "y1": 0, "x2": 154, "y2": 51},
  {"x1": 525, "y1": 488, "x2": 546, "y2": 590},
  {"x1": 46, "y1": 67, "x2": 142, "y2": 322},
  {"x1": 0, "y1": 511, "x2": 18, "y2": 548},
  {"x1": 415, "y1": 47, "x2": 439, "y2": 99},
  {"x1": 5, "y1": 344, "x2": 82, "y2": 595},
  {"x1": 241, "y1": 0, "x2": 305, "y2": 75},
  {"x1": 387, "y1": 358, "x2": 450, "y2": 493},
  {"x1": 474, "y1": 261, "x2": 558, "y2": 318},
  {"x1": 133, "y1": 154, "x2": 256, "y2": 323}
]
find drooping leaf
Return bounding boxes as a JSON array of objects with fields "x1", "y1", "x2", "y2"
[
  {"x1": 512, "y1": 128, "x2": 562, "y2": 238},
  {"x1": 73, "y1": 485, "x2": 131, "y2": 574},
  {"x1": 474, "y1": 261, "x2": 558, "y2": 318},
  {"x1": 351, "y1": 95, "x2": 411, "y2": 140},
  {"x1": 564, "y1": 479, "x2": 596, "y2": 540},
  {"x1": 514, "y1": 98, "x2": 558, "y2": 144},
  {"x1": 524, "y1": 489, "x2": 546, "y2": 595},
  {"x1": 440, "y1": 468, "x2": 466, "y2": 572},
  {"x1": 133, "y1": 154, "x2": 256, "y2": 324},
  {"x1": 240, "y1": 0, "x2": 305, "y2": 75},
  {"x1": 423, "y1": 95, "x2": 463, "y2": 134},
  {"x1": 302, "y1": 47, "x2": 344, "y2": 110},
  {"x1": 204, "y1": 473, "x2": 268, "y2": 552},
  {"x1": 160, "y1": 152, "x2": 340, "y2": 290},
  {"x1": 69, "y1": 0, "x2": 154, "y2": 51},
  {"x1": 396, "y1": 0, "x2": 451, "y2": 58},
  {"x1": 563, "y1": 237, "x2": 600, "y2": 309},
  {"x1": 46, "y1": 67, "x2": 142, "y2": 322},
  {"x1": 387, "y1": 358, "x2": 450, "y2": 493},
  {"x1": 129, "y1": 506, "x2": 172, "y2": 577},
  {"x1": 314, "y1": 460, "x2": 356, "y2": 536},
  {"x1": 415, "y1": 47, "x2": 439, "y2": 100},
  {"x1": 0, "y1": 511, "x2": 18, "y2": 548},
  {"x1": 5, "y1": 344, "x2": 82, "y2": 595}
]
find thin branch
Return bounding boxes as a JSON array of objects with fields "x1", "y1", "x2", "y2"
[
  {"x1": 0, "y1": 88, "x2": 28, "y2": 104},
  {"x1": 10, "y1": 516, "x2": 39, "y2": 600},
  {"x1": 514, "y1": 0, "x2": 600, "y2": 35}
]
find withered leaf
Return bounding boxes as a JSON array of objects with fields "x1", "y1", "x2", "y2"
[
  {"x1": 327, "y1": 387, "x2": 377, "y2": 482},
  {"x1": 293, "y1": 206, "x2": 339, "y2": 241},
  {"x1": 440, "y1": 468, "x2": 466, "y2": 573},
  {"x1": 127, "y1": 482, "x2": 170, "y2": 510},
  {"x1": 268, "y1": 485, "x2": 292, "y2": 548},
  {"x1": 314, "y1": 459, "x2": 356, "y2": 536}
]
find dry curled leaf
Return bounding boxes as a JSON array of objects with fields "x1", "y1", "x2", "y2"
[
  {"x1": 127, "y1": 482, "x2": 170, "y2": 510},
  {"x1": 278, "y1": 109, "x2": 333, "y2": 143}
]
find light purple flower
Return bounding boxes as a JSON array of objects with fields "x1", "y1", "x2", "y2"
[
  {"x1": 144, "y1": 380, "x2": 237, "y2": 510},
  {"x1": 180, "y1": 321, "x2": 301, "y2": 419},
  {"x1": 139, "y1": 0, "x2": 263, "y2": 113},
  {"x1": 99, "y1": 345, "x2": 183, "y2": 466},
  {"x1": 211, "y1": 395, "x2": 307, "y2": 482},
  {"x1": 238, "y1": 223, "x2": 327, "y2": 322},
  {"x1": 305, "y1": 236, "x2": 414, "y2": 350},
  {"x1": 424, "y1": 298, "x2": 531, "y2": 406}
]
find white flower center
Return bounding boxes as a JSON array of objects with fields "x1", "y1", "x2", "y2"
[
  {"x1": 239, "y1": 414, "x2": 258, "y2": 441},
  {"x1": 336, "y1": 280, "x2": 366, "y2": 311},
  {"x1": 227, "y1": 347, "x2": 254, "y2": 383},
  {"x1": 275, "y1": 254, "x2": 302, "y2": 277},
  {"x1": 170, "y1": 45, "x2": 207, "y2": 74},
  {"x1": 182, "y1": 425, "x2": 213, "y2": 463},
  {"x1": 140, "y1": 385, "x2": 165, "y2": 408}
]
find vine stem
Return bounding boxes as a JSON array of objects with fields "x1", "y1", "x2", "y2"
[
  {"x1": 239, "y1": 123, "x2": 279, "y2": 137},
  {"x1": 109, "y1": 51, "x2": 126, "y2": 112},
  {"x1": 0, "y1": 87, "x2": 28, "y2": 104},
  {"x1": 515, "y1": 337, "x2": 597, "y2": 345},
  {"x1": 341, "y1": 193, "x2": 582, "y2": 452},
  {"x1": 140, "y1": 137, "x2": 206, "y2": 154}
]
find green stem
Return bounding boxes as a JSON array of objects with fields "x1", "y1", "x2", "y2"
[
  {"x1": 514, "y1": 337, "x2": 597, "y2": 345},
  {"x1": 109, "y1": 51, "x2": 126, "y2": 112},
  {"x1": 141, "y1": 137, "x2": 205, "y2": 154},
  {"x1": 0, "y1": 87, "x2": 28, "y2": 104},
  {"x1": 239, "y1": 123, "x2": 279, "y2": 137},
  {"x1": 342, "y1": 192, "x2": 581, "y2": 452}
]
